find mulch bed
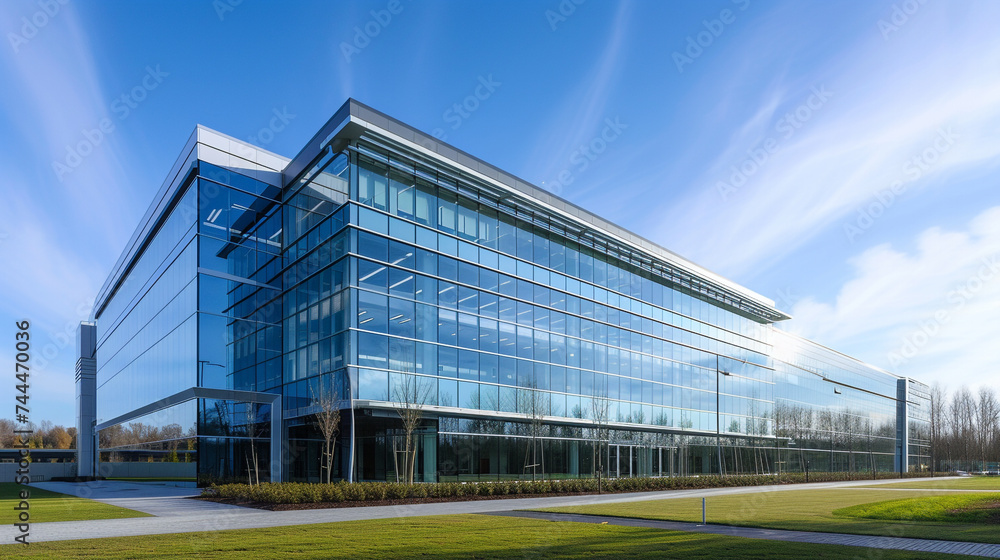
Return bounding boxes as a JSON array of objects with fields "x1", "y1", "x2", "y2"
[{"x1": 195, "y1": 490, "x2": 607, "y2": 511}]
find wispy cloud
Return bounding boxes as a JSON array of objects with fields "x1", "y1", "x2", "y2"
[
  {"x1": 529, "y1": 1, "x2": 632, "y2": 188},
  {"x1": 648, "y1": 1, "x2": 1000, "y2": 278},
  {"x1": 0, "y1": 3, "x2": 130, "y2": 424},
  {"x1": 785, "y1": 206, "x2": 1000, "y2": 390}
]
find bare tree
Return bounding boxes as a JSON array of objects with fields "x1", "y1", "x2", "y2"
[
  {"x1": 951, "y1": 387, "x2": 976, "y2": 470},
  {"x1": 975, "y1": 387, "x2": 999, "y2": 473},
  {"x1": 518, "y1": 385, "x2": 549, "y2": 481},
  {"x1": 920, "y1": 384, "x2": 1000, "y2": 473},
  {"x1": 311, "y1": 379, "x2": 341, "y2": 484},
  {"x1": 930, "y1": 383, "x2": 947, "y2": 473},
  {"x1": 161, "y1": 424, "x2": 183, "y2": 463},
  {"x1": 590, "y1": 392, "x2": 611, "y2": 492},
  {"x1": 393, "y1": 374, "x2": 432, "y2": 484},
  {"x1": 243, "y1": 403, "x2": 261, "y2": 486}
]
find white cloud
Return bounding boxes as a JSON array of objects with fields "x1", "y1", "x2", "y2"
[
  {"x1": 0, "y1": 3, "x2": 126, "y2": 426},
  {"x1": 0, "y1": 2, "x2": 141, "y2": 253},
  {"x1": 784, "y1": 206, "x2": 1000, "y2": 390},
  {"x1": 651, "y1": 1, "x2": 1000, "y2": 278},
  {"x1": 528, "y1": 1, "x2": 632, "y2": 188}
]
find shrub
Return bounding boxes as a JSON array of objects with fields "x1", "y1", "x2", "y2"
[{"x1": 199, "y1": 469, "x2": 943, "y2": 505}]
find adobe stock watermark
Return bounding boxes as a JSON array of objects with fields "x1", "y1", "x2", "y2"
[
  {"x1": 430, "y1": 75, "x2": 501, "y2": 142},
  {"x1": 545, "y1": 0, "x2": 585, "y2": 31},
  {"x1": 774, "y1": 286, "x2": 800, "y2": 311},
  {"x1": 52, "y1": 65, "x2": 169, "y2": 182},
  {"x1": 878, "y1": 0, "x2": 929, "y2": 41},
  {"x1": 213, "y1": 0, "x2": 243, "y2": 21},
  {"x1": 544, "y1": 116, "x2": 627, "y2": 195},
  {"x1": 716, "y1": 85, "x2": 833, "y2": 201},
  {"x1": 247, "y1": 107, "x2": 296, "y2": 146},
  {"x1": 887, "y1": 253, "x2": 1000, "y2": 368},
  {"x1": 843, "y1": 127, "x2": 957, "y2": 243},
  {"x1": 339, "y1": 0, "x2": 403, "y2": 64},
  {"x1": 7, "y1": 0, "x2": 69, "y2": 54},
  {"x1": 672, "y1": 0, "x2": 750, "y2": 73}
]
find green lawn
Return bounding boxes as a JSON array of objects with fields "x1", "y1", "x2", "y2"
[
  {"x1": 0, "y1": 514, "x2": 984, "y2": 559},
  {"x1": 537, "y1": 488, "x2": 1000, "y2": 544},
  {"x1": 836, "y1": 493, "x2": 1000, "y2": 523},
  {"x1": 857, "y1": 477, "x2": 1000, "y2": 491},
  {"x1": 0, "y1": 483, "x2": 149, "y2": 523}
]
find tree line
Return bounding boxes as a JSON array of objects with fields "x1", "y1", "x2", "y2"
[
  {"x1": 929, "y1": 384, "x2": 1000, "y2": 473},
  {"x1": 0, "y1": 419, "x2": 76, "y2": 449}
]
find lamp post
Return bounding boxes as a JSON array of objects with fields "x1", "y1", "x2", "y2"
[{"x1": 198, "y1": 360, "x2": 226, "y2": 385}]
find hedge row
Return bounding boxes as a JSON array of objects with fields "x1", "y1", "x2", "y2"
[{"x1": 203, "y1": 471, "x2": 948, "y2": 505}]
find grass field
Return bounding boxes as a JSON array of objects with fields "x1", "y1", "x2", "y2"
[
  {"x1": 858, "y1": 477, "x2": 1000, "y2": 490},
  {"x1": 0, "y1": 514, "x2": 984, "y2": 559},
  {"x1": 836, "y1": 493, "x2": 1000, "y2": 523},
  {"x1": 537, "y1": 488, "x2": 1000, "y2": 544},
  {"x1": 0, "y1": 483, "x2": 149, "y2": 523}
]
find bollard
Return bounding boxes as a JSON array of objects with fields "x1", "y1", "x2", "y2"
[{"x1": 702, "y1": 497, "x2": 706, "y2": 525}]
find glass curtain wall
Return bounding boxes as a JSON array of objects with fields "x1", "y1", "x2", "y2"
[
  {"x1": 280, "y1": 152, "x2": 353, "y2": 482},
  {"x1": 772, "y1": 332, "x2": 899, "y2": 474},
  {"x1": 346, "y1": 143, "x2": 778, "y2": 480},
  {"x1": 195, "y1": 163, "x2": 284, "y2": 484},
  {"x1": 95, "y1": 178, "x2": 199, "y2": 475}
]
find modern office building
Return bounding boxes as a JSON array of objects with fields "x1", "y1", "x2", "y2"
[{"x1": 77, "y1": 99, "x2": 930, "y2": 484}]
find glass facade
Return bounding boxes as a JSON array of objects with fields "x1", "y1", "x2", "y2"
[
  {"x1": 94, "y1": 154, "x2": 287, "y2": 484},
  {"x1": 88, "y1": 101, "x2": 931, "y2": 484}
]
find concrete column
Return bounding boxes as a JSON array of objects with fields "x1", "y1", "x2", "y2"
[{"x1": 76, "y1": 322, "x2": 97, "y2": 478}]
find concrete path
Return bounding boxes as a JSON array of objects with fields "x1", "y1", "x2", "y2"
[
  {"x1": 2, "y1": 476, "x2": 987, "y2": 548},
  {"x1": 490, "y1": 511, "x2": 1000, "y2": 559},
  {"x1": 30, "y1": 480, "x2": 257, "y2": 517}
]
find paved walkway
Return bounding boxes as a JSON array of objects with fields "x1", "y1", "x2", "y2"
[
  {"x1": 4, "y1": 476, "x2": 993, "y2": 554},
  {"x1": 490, "y1": 511, "x2": 1000, "y2": 558},
  {"x1": 31, "y1": 480, "x2": 256, "y2": 517}
]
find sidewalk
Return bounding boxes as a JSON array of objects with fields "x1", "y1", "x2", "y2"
[
  {"x1": 30, "y1": 480, "x2": 257, "y2": 517},
  {"x1": 2, "y1": 476, "x2": 986, "y2": 550}
]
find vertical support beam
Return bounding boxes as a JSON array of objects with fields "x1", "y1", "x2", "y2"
[
  {"x1": 270, "y1": 395, "x2": 282, "y2": 483},
  {"x1": 716, "y1": 355, "x2": 723, "y2": 476},
  {"x1": 896, "y1": 378, "x2": 909, "y2": 475},
  {"x1": 348, "y1": 370, "x2": 356, "y2": 483},
  {"x1": 75, "y1": 322, "x2": 98, "y2": 478}
]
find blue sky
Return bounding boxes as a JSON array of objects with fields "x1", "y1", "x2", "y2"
[{"x1": 2, "y1": 0, "x2": 998, "y2": 427}]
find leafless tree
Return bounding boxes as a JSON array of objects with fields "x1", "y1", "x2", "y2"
[
  {"x1": 518, "y1": 385, "x2": 549, "y2": 481},
  {"x1": 930, "y1": 383, "x2": 947, "y2": 472},
  {"x1": 975, "y1": 387, "x2": 999, "y2": 473},
  {"x1": 393, "y1": 373, "x2": 432, "y2": 484},
  {"x1": 590, "y1": 391, "x2": 611, "y2": 492},
  {"x1": 243, "y1": 403, "x2": 261, "y2": 486},
  {"x1": 925, "y1": 385, "x2": 1000, "y2": 472},
  {"x1": 951, "y1": 387, "x2": 976, "y2": 468},
  {"x1": 311, "y1": 380, "x2": 341, "y2": 484}
]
